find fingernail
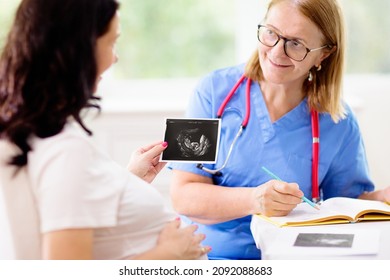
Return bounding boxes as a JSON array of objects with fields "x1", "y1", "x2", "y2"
[
  {"x1": 162, "y1": 142, "x2": 168, "y2": 147},
  {"x1": 203, "y1": 246, "x2": 211, "y2": 252},
  {"x1": 175, "y1": 217, "x2": 180, "y2": 221}
]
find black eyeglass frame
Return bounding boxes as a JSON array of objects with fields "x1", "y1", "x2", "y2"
[{"x1": 257, "y1": 24, "x2": 333, "y2": 62}]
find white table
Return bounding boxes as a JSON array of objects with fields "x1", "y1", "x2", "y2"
[{"x1": 251, "y1": 215, "x2": 390, "y2": 259}]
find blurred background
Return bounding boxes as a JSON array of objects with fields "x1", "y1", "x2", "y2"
[
  {"x1": 1, "y1": 0, "x2": 389, "y2": 191},
  {"x1": 2, "y1": 0, "x2": 390, "y2": 260}
]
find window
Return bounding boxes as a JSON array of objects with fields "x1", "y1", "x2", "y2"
[
  {"x1": 115, "y1": 0, "x2": 236, "y2": 79},
  {"x1": 1, "y1": 0, "x2": 389, "y2": 78},
  {"x1": 341, "y1": 0, "x2": 390, "y2": 73}
]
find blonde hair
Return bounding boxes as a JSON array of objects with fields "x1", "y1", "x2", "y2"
[{"x1": 244, "y1": 0, "x2": 346, "y2": 122}]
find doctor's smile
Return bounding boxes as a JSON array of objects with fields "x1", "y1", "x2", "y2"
[{"x1": 267, "y1": 59, "x2": 291, "y2": 69}]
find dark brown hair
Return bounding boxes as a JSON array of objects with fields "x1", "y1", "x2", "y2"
[{"x1": 0, "y1": 0, "x2": 119, "y2": 166}]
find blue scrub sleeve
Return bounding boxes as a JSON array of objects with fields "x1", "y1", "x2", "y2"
[{"x1": 321, "y1": 110, "x2": 374, "y2": 199}]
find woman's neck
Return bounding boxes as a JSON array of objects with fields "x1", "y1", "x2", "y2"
[{"x1": 259, "y1": 81, "x2": 305, "y2": 122}]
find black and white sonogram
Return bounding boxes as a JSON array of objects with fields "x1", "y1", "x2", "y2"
[
  {"x1": 177, "y1": 128, "x2": 211, "y2": 157},
  {"x1": 161, "y1": 118, "x2": 221, "y2": 162},
  {"x1": 294, "y1": 233, "x2": 354, "y2": 248}
]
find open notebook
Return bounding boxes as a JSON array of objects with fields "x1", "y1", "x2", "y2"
[{"x1": 255, "y1": 197, "x2": 390, "y2": 227}]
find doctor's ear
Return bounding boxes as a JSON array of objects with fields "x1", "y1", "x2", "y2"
[
  {"x1": 316, "y1": 45, "x2": 337, "y2": 65},
  {"x1": 329, "y1": 45, "x2": 337, "y2": 54},
  {"x1": 319, "y1": 45, "x2": 337, "y2": 62}
]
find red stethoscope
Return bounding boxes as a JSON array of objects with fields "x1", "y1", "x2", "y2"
[{"x1": 197, "y1": 74, "x2": 320, "y2": 202}]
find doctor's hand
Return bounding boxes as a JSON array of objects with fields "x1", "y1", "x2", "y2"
[
  {"x1": 127, "y1": 141, "x2": 168, "y2": 183},
  {"x1": 382, "y1": 186, "x2": 390, "y2": 203},
  {"x1": 252, "y1": 179, "x2": 304, "y2": 217},
  {"x1": 359, "y1": 186, "x2": 390, "y2": 203}
]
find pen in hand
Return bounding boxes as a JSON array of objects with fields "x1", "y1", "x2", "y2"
[{"x1": 261, "y1": 166, "x2": 320, "y2": 210}]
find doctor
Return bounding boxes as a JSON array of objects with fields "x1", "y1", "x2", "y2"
[{"x1": 168, "y1": 0, "x2": 390, "y2": 260}]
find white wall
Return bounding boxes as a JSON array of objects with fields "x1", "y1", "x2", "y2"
[{"x1": 344, "y1": 74, "x2": 390, "y2": 189}]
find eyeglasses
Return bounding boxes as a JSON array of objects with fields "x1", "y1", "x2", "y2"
[{"x1": 257, "y1": 25, "x2": 332, "y2": 62}]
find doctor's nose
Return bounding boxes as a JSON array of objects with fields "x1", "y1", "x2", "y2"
[{"x1": 270, "y1": 39, "x2": 287, "y2": 58}]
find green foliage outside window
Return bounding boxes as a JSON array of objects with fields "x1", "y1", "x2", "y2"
[{"x1": 115, "y1": 0, "x2": 235, "y2": 78}]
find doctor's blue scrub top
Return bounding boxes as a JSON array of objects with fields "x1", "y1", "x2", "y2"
[{"x1": 168, "y1": 64, "x2": 374, "y2": 260}]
